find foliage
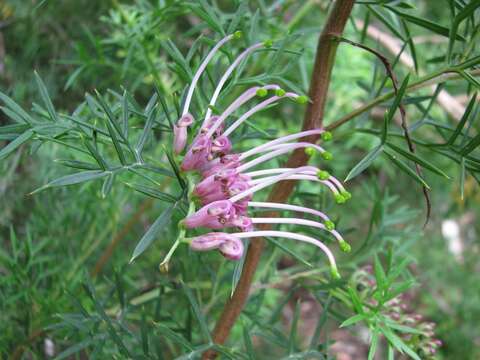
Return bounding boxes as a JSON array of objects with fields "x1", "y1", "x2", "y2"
[{"x1": 1, "y1": 0, "x2": 480, "y2": 359}]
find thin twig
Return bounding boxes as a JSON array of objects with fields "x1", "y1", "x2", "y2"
[{"x1": 335, "y1": 36, "x2": 431, "y2": 225}]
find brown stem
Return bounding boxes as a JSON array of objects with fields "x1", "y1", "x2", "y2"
[{"x1": 203, "y1": 1, "x2": 355, "y2": 358}]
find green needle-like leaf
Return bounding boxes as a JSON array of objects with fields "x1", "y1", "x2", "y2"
[
  {"x1": 383, "y1": 150, "x2": 431, "y2": 189},
  {"x1": 55, "y1": 159, "x2": 101, "y2": 170},
  {"x1": 154, "y1": 323, "x2": 193, "y2": 351},
  {"x1": 345, "y1": 144, "x2": 384, "y2": 182},
  {"x1": 81, "y1": 135, "x2": 108, "y2": 170},
  {"x1": 381, "y1": 327, "x2": 421, "y2": 360},
  {"x1": 101, "y1": 172, "x2": 115, "y2": 198},
  {"x1": 368, "y1": 330, "x2": 380, "y2": 360},
  {"x1": 30, "y1": 170, "x2": 110, "y2": 194},
  {"x1": 34, "y1": 71, "x2": 59, "y2": 122},
  {"x1": 130, "y1": 205, "x2": 174, "y2": 262},
  {"x1": 0, "y1": 92, "x2": 35, "y2": 124},
  {"x1": 460, "y1": 134, "x2": 480, "y2": 156},
  {"x1": 340, "y1": 314, "x2": 366, "y2": 328},
  {"x1": 181, "y1": 282, "x2": 212, "y2": 343},
  {"x1": 387, "y1": 6, "x2": 466, "y2": 40},
  {"x1": 458, "y1": 69, "x2": 480, "y2": 90},
  {"x1": 384, "y1": 74, "x2": 410, "y2": 136},
  {"x1": 447, "y1": 0, "x2": 480, "y2": 63},
  {"x1": 124, "y1": 182, "x2": 177, "y2": 203},
  {"x1": 0, "y1": 130, "x2": 34, "y2": 160},
  {"x1": 83, "y1": 278, "x2": 132, "y2": 358},
  {"x1": 386, "y1": 142, "x2": 450, "y2": 178},
  {"x1": 447, "y1": 93, "x2": 477, "y2": 145}
]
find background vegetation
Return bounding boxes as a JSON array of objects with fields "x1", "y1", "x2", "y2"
[{"x1": 1, "y1": 0, "x2": 479, "y2": 359}]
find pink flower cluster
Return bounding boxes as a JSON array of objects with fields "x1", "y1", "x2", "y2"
[{"x1": 172, "y1": 32, "x2": 351, "y2": 278}]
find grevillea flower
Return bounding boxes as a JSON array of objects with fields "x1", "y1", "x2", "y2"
[
  {"x1": 183, "y1": 200, "x2": 252, "y2": 231},
  {"x1": 173, "y1": 32, "x2": 351, "y2": 278},
  {"x1": 173, "y1": 113, "x2": 194, "y2": 154},
  {"x1": 190, "y1": 232, "x2": 244, "y2": 260}
]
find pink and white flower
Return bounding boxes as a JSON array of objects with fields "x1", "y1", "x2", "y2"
[
  {"x1": 173, "y1": 113, "x2": 194, "y2": 154},
  {"x1": 172, "y1": 32, "x2": 350, "y2": 278}
]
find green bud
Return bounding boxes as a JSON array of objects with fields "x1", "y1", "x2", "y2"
[
  {"x1": 335, "y1": 194, "x2": 346, "y2": 204},
  {"x1": 263, "y1": 39, "x2": 273, "y2": 48},
  {"x1": 296, "y1": 95, "x2": 309, "y2": 104},
  {"x1": 305, "y1": 147, "x2": 316, "y2": 156},
  {"x1": 233, "y1": 30, "x2": 243, "y2": 39},
  {"x1": 275, "y1": 88, "x2": 286, "y2": 97},
  {"x1": 341, "y1": 190, "x2": 352, "y2": 201},
  {"x1": 317, "y1": 170, "x2": 330, "y2": 181},
  {"x1": 321, "y1": 151, "x2": 333, "y2": 160},
  {"x1": 330, "y1": 267, "x2": 341, "y2": 279},
  {"x1": 325, "y1": 220, "x2": 335, "y2": 231},
  {"x1": 321, "y1": 131, "x2": 333, "y2": 141},
  {"x1": 256, "y1": 88, "x2": 268, "y2": 97},
  {"x1": 339, "y1": 240, "x2": 351, "y2": 253}
]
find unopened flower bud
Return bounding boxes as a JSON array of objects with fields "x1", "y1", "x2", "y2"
[
  {"x1": 335, "y1": 194, "x2": 346, "y2": 204},
  {"x1": 317, "y1": 170, "x2": 330, "y2": 181},
  {"x1": 233, "y1": 30, "x2": 243, "y2": 39},
  {"x1": 263, "y1": 39, "x2": 273, "y2": 48},
  {"x1": 330, "y1": 267, "x2": 341, "y2": 279},
  {"x1": 339, "y1": 240, "x2": 351, "y2": 253},
  {"x1": 305, "y1": 147, "x2": 316, "y2": 156},
  {"x1": 256, "y1": 88, "x2": 268, "y2": 97},
  {"x1": 321, "y1": 151, "x2": 333, "y2": 160},
  {"x1": 321, "y1": 131, "x2": 333, "y2": 141},
  {"x1": 275, "y1": 88, "x2": 286, "y2": 97},
  {"x1": 325, "y1": 220, "x2": 335, "y2": 230},
  {"x1": 296, "y1": 95, "x2": 309, "y2": 104},
  {"x1": 341, "y1": 190, "x2": 352, "y2": 201}
]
